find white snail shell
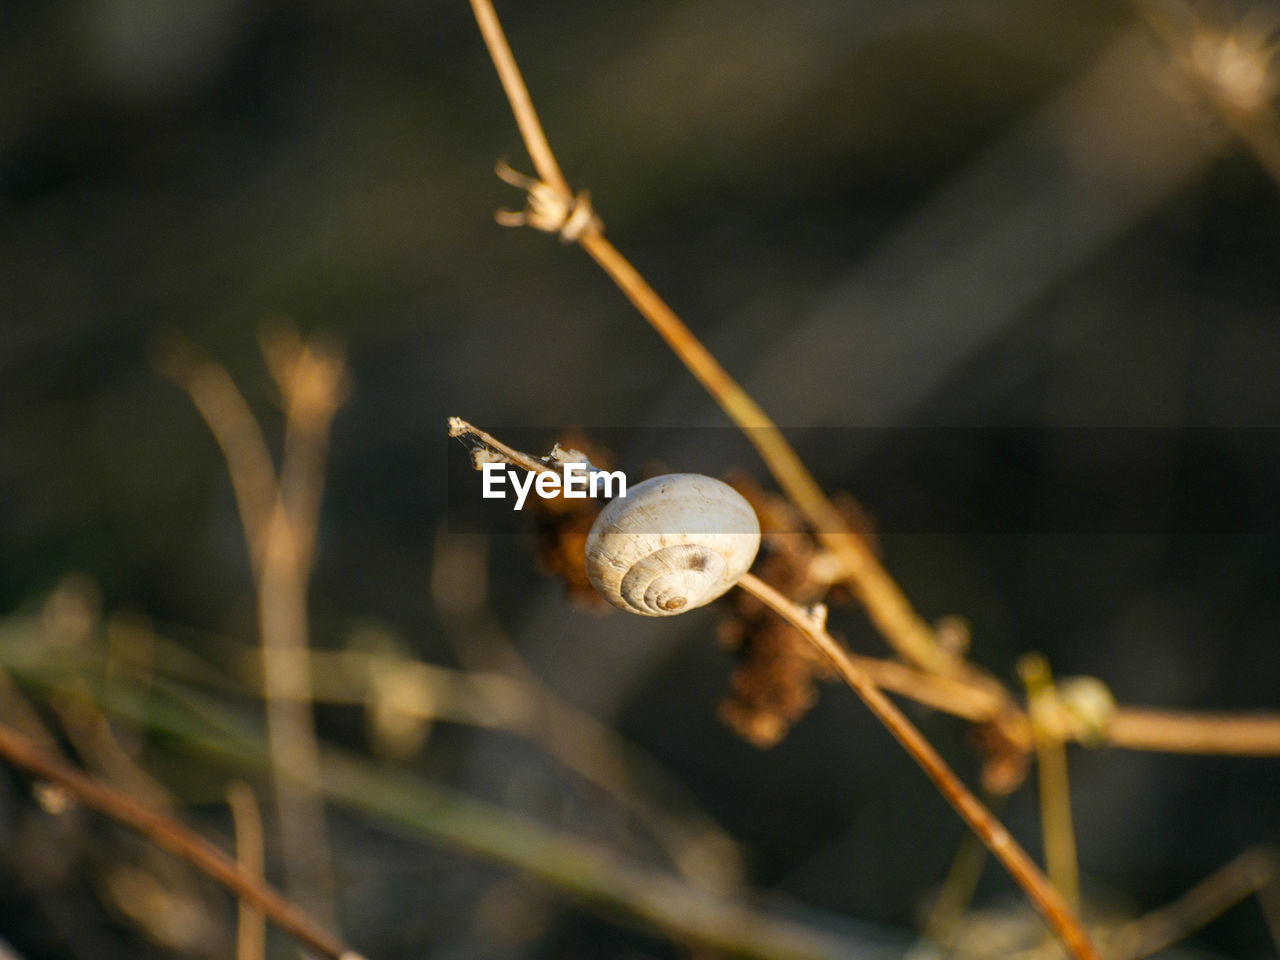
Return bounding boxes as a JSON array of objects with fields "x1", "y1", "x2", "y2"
[{"x1": 584, "y1": 474, "x2": 761, "y2": 616}]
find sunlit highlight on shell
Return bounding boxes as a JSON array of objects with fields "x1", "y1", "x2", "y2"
[{"x1": 584, "y1": 475, "x2": 761, "y2": 616}]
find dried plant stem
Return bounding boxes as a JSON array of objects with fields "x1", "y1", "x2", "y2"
[
  {"x1": 157, "y1": 329, "x2": 343, "y2": 928},
  {"x1": 731, "y1": 673, "x2": 1280, "y2": 758},
  {"x1": 1034, "y1": 726, "x2": 1079, "y2": 910},
  {"x1": 1020, "y1": 655, "x2": 1080, "y2": 913},
  {"x1": 448, "y1": 416, "x2": 550, "y2": 474},
  {"x1": 735, "y1": 573, "x2": 1099, "y2": 960},
  {"x1": 921, "y1": 821, "x2": 995, "y2": 948},
  {"x1": 575, "y1": 231, "x2": 965, "y2": 683},
  {"x1": 1107, "y1": 708, "x2": 1280, "y2": 755},
  {"x1": 464, "y1": 0, "x2": 963, "y2": 678},
  {"x1": 257, "y1": 514, "x2": 336, "y2": 923},
  {"x1": 227, "y1": 781, "x2": 268, "y2": 960},
  {"x1": 0, "y1": 720, "x2": 353, "y2": 960},
  {"x1": 251, "y1": 327, "x2": 346, "y2": 929},
  {"x1": 467, "y1": 0, "x2": 568, "y2": 197},
  {"x1": 151, "y1": 337, "x2": 276, "y2": 578}
]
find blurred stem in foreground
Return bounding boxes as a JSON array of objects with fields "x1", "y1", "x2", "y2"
[
  {"x1": 0, "y1": 719, "x2": 353, "y2": 960},
  {"x1": 226, "y1": 780, "x2": 268, "y2": 960},
  {"x1": 733, "y1": 572, "x2": 1099, "y2": 960},
  {"x1": 155, "y1": 325, "x2": 346, "y2": 930},
  {"x1": 1020, "y1": 654, "x2": 1080, "y2": 915},
  {"x1": 0, "y1": 647, "x2": 893, "y2": 960}
]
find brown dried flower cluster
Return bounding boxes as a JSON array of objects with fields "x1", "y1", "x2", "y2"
[
  {"x1": 529, "y1": 433, "x2": 614, "y2": 610},
  {"x1": 714, "y1": 475, "x2": 878, "y2": 748}
]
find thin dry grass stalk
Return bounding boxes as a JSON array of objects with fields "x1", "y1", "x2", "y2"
[
  {"x1": 1020, "y1": 654, "x2": 1081, "y2": 914},
  {"x1": 226, "y1": 781, "x2": 268, "y2": 960},
  {"x1": 733, "y1": 573, "x2": 1101, "y2": 960},
  {"x1": 156, "y1": 328, "x2": 343, "y2": 929},
  {"x1": 151, "y1": 336, "x2": 276, "y2": 573},
  {"x1": 0, "y1": 720, "x2": 356, "y2": 960},
  {"x1": 1105, "y1": 708, "x2": 1280, "y2": 755}
]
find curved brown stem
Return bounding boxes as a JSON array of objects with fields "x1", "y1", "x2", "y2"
[
  {"x1": 0, "y1": 721, "x2": 355, "y2": 960},
  {"x1": 735, "y1": 573, "x2": 1100, "y2": 960}
]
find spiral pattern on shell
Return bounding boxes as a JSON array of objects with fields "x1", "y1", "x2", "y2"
[{"x1": 584, "y1": 474, "x2": 761, "y2": 616}]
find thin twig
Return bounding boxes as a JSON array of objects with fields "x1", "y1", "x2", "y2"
[
  {"x1": 256, "y1": 325, "x2": 346, "y2": 927},
  {"x1": 0, "y1": 720, "x2": 354, "y2": 960},
  {"x1": 153, "y1": 336, "x2": 278, "y2": 577},
  {"x1": 467, "y1": 0, "x2": 569, "y2": 197},
  {"x1": 448, "y1": 417, "x2": 556, "y2": 474},
  {"x1": 575, "y1": 230, "x2": 976, "y2": 684},
  {"x1": 463, "y1": 0, "x2": 967, "y2": 679},
  {"x1": 1020, "y1": 654, "x2": 1080, "y2": 914},
  {"x1": 920, "y1": 818, "x2": 996, "y2": 950},
  {"x1": 227, "y1": 781, "x2": 268, "y2": 960},
  {"x1": 734, "y1": 572, "x2": 1100, "y2": 960},
  {"x1": 51, "y1": 684, "x2": 179, "y2": 817},
  {"x1": 158, "y1": 328, "x2": 342, "y2": 928},
  {"x1": 1106, "y1": 708, "x2": 1280, "y2": 755}
]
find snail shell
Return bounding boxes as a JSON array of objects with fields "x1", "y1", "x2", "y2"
[{"x1": 584, "y1": 474, "x2": 761, "y2": 616}]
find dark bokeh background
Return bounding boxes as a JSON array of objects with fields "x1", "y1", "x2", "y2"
[{"x1": 3, "y1": 0, "x2": 1280, "y2": 957}]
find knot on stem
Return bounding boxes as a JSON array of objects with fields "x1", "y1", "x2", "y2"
[{"x1": 495, "y1": 161, "x2": 601, "y2": 242}]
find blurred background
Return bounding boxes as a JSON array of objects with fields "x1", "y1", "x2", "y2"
[{"x1": 2, "y1": 0, "x2": 1280, "y2": 957}]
